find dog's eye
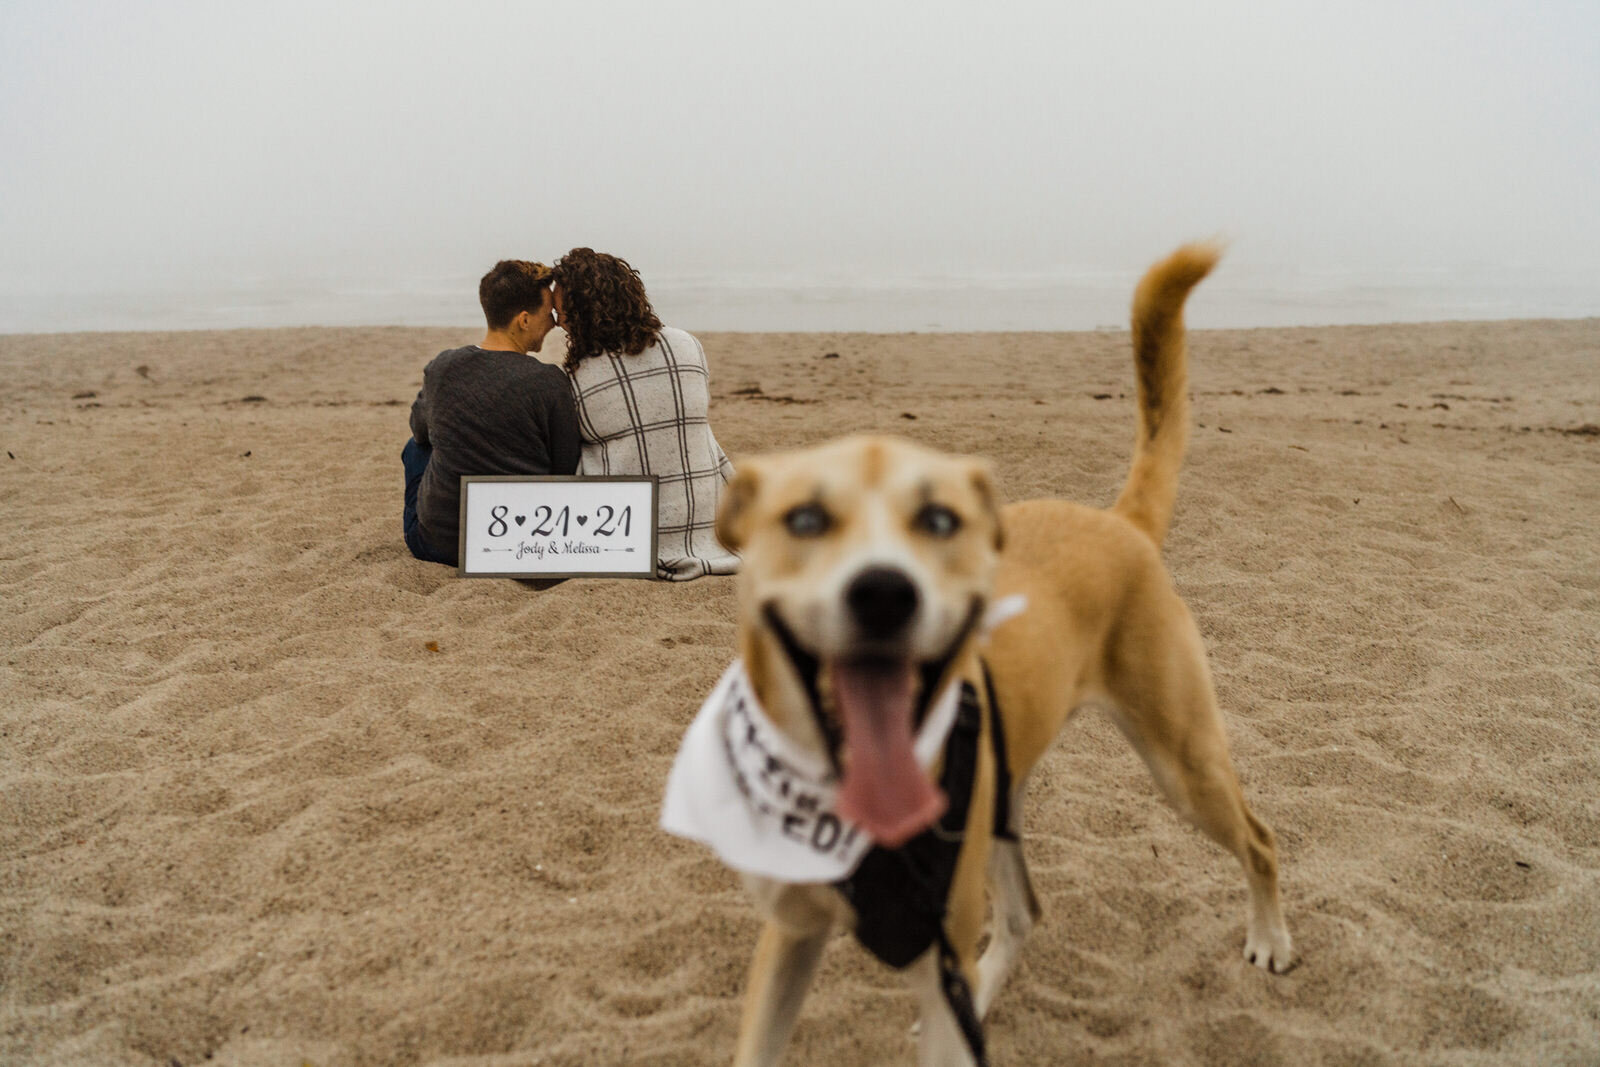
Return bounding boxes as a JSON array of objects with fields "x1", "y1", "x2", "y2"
[
  {"x1": 914, "y1": 504, "x2": 962, "y2": 538},
  {"x1": 783, "y1": 503, "x2": 832, "y2": 538}
]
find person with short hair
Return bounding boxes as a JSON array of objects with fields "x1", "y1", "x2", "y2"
[
  {"x1": 402, "y1": 260, "x2": 580, "y2": 566},
  {"x1": 554, "y1": 248, "x2": 738, "y2": 580}
]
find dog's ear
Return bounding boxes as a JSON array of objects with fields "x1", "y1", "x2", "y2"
[
  {"x1": 968, "y1": 462, "x2": 1004, "y2": 552},
  {"x1": 716, "y1": 462, "x2": 763, "y2": 553}
]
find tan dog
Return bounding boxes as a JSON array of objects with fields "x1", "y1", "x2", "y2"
[{"x1": 710, "y1": 244, "x2": 1292, "y2": 1066}]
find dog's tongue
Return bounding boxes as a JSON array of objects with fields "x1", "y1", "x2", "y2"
[{"x1": 831, "y1": 660, "x2": 946, "y2": 848}]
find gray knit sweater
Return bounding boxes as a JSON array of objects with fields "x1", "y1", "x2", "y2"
[{"x1": 410, "y1": 346, "x2": 581, "y2": 560}]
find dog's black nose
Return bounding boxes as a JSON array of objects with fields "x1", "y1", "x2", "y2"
[{"x1": 845, "y1": 567, "x2": 919, "y2": 639}]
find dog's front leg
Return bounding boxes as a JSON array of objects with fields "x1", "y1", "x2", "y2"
[
  {"x1": 974, "y1": 836, "x2": 1041, "y2": 1019},
  {"x1": 908, "y1": 949, "x2": 981, "y2": 1067},
  {"x1": 732, "y1": 921, "x2": 828, "y2": 1067}
]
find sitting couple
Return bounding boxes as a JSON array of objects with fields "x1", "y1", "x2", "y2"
[{"x1": 402, "y1": 251, "x2": 737, "y2": 580}]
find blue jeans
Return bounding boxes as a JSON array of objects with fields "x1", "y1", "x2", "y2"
[{"x1": 402, "y1": 437, "x2": 456, "y2": 565}]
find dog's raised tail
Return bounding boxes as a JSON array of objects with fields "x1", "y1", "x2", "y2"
[{"x1": 1112, "y1": 242, "x2": 1221, "y2": 547}]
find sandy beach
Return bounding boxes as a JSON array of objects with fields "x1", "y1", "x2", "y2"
[{"x1": 3, "y1": 319, "x2": 1598, "y2": 1065}]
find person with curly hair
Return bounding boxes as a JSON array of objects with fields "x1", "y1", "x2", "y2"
[
  {"x1": 403, "y1": 260, "x2": 580, "y2": 566},
  {"x1": 553, "y1": 248, "x2": 737, "y2": 580}
]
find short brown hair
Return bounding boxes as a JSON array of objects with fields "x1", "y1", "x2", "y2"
[
  {"x1": 479, "y1": 260, "x2": 553, "y2": 330},
  {"x1": 552, "y1": 248, "x2": 662, "y2": 371}
]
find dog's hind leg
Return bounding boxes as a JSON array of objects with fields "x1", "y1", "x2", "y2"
[
  {"x1": 732, "y1": 921, "x2": 828, "y2": 1067},
  {"x1": 974, "y1": 829, "x2": 1042, "y2": 1019},
  {"x1": 1104, "y1": 592, "x2": 1294, "y2": 974}
]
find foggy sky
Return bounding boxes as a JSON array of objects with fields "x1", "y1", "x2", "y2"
[{"x1": 3, "y1": 0, "x2": 1598, "y2": 311}]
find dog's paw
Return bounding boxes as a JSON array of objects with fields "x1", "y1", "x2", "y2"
[{"x1": 1244, "y1": 924, "x2": 1294, "y2": 974}]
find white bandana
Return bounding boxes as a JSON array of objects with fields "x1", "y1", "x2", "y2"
[{"x1": 660, "y1": 660, "x2": 963, "y2": 884}]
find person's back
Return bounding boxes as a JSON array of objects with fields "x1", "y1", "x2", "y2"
[
  {"x1": 410, "y1": 346, "x2": 580, "y2": 561},
  {"x1": 569, "y1": 326, "x2": 716, "y2": 470},
  {"x1": 568, "y1": 326, "x2": 736, "y2": 578},
  {"x1": 554, "y1": 248, "x2": 738, "y2": 580},
  {"x1": 401, "y1": 260, "x2": 578, "y2": 566}
]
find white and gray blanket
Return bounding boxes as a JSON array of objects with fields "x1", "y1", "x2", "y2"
[{"x1": 567, "y1": 326, "x2": 739, "y2": 580}]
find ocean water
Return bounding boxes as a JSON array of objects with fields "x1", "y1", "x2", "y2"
[{"x1": 2, "y1": 266, "x2": 1595, "y2": 335}]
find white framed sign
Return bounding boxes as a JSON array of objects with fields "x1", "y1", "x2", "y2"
[{"x1": 457, "y1": 476, "x2": 658, "y2": 579}]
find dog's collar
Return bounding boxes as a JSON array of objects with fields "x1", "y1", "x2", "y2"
[{"x1": 760, "y1": 598, "x2": 987, "y2": 776}]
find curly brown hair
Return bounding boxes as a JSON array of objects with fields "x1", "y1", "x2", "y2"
[
  {"x1": 553, "y1": 248, "x2": 662, "y2": 371},
  {"x1": 479, "y1": 260, "x2": 553, "y2": 330}
]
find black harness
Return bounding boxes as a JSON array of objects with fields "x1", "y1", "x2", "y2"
[
  {"x1": 834, "y1": 665, "x2": 1014, "y2": 1067},
  {"x1": 761, "y1": 602, "x2": 1013, "y2": 1065}
]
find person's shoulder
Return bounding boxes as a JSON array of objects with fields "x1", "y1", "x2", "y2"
[
  {"x1": 515, "y1": 355, "x2": 575, "y2": 394},
  {"x1": 425, "y1": 344, "x2": 476, "y2": 370},
  {"x1": 658, "y1": 326, "x2": 705, "y2": 360},
  {"x1": 524, "y1": 356, "x2": 570, "y2": 382}
]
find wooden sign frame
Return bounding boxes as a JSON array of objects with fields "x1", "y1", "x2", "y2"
[{"x1": 457, "y1": 475, "x2": 659, "y2": 580}]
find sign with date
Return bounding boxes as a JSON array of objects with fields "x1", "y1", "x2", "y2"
[{"x1": 457, "y1": 476, "x2": 658, "y2": 578}]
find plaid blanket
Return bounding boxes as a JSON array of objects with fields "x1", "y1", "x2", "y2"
[{"x1": 568, "y1": 326, "x2": 739, "y2": 580}]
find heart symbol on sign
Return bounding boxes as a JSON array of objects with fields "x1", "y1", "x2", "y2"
[
  {"x1": 514, "y1": 515, "x2": 526, "y2": 527},
  {"x1": 576, "y1": 514, "x2": 588, "y2": 526}
]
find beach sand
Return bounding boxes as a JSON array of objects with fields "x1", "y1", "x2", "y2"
[{"x1": 3, "y1": 319, "x2": 1598, "y2": 1065}]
